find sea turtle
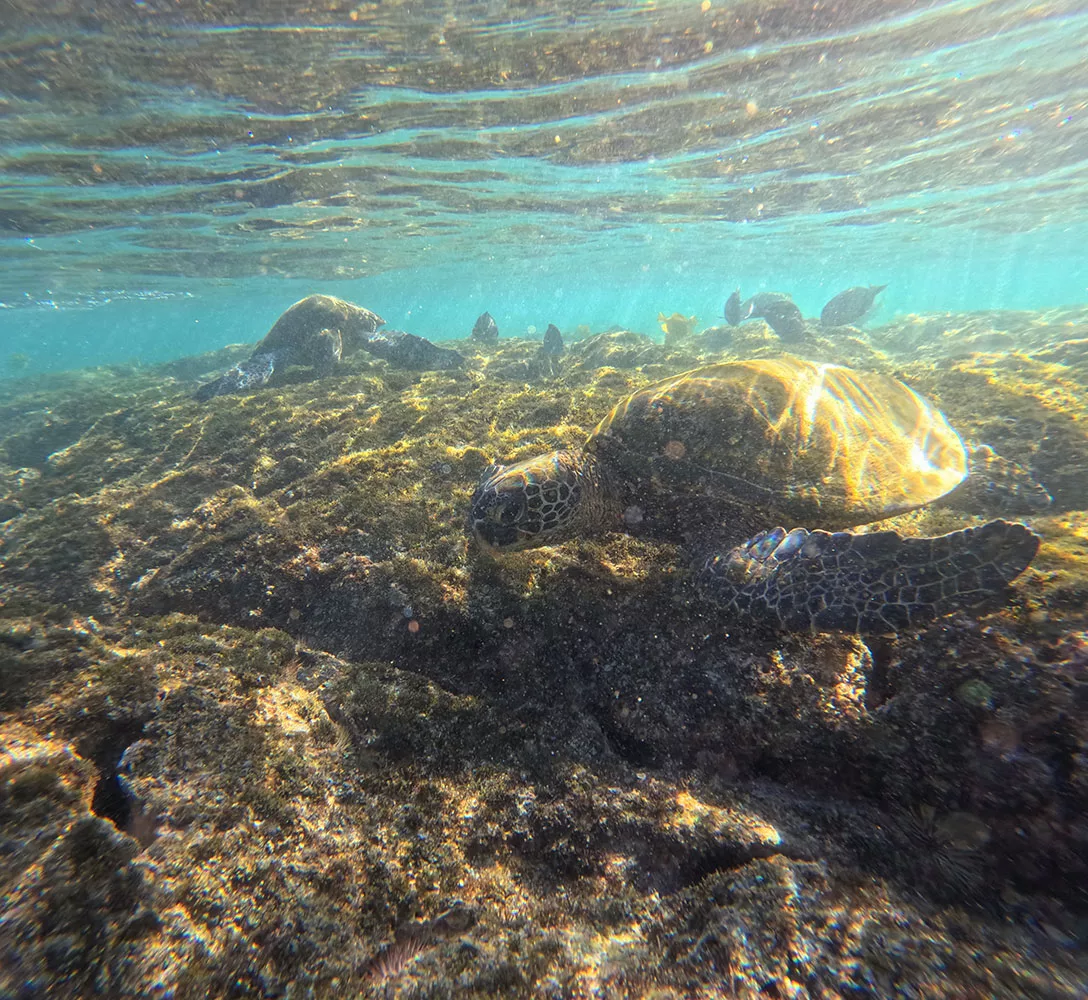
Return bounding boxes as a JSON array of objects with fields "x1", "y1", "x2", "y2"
[
  {"x1": 468, "y1": 356, "x2": 1044, "y2": 634},
  {"x1": 821, "y1": 284, "x2": 887, "y2": 326},
  {"x1": 724, "y1": 291, "x2": 806, "y2": 340},
  {"x1": 194, "y1": 294, "x2": 463, "y2": 400}
]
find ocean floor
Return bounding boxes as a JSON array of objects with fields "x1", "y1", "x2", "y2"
[{"x1": 2, "y1": 304, "x2": 1088, "y2": 998}]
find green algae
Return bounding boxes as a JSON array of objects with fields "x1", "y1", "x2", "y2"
[
  {"x1": 1, "y1": 310, "x2": 1088, "y2": 996},
  {"x1": 956, "y1": 678, "x2": 995, "y2": 711}
]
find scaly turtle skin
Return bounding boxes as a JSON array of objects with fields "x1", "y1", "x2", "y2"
[
  {"x1": 194, "y1": 295, "x2": 462, "y2": 400},
  {"x1": 468, "y1": 356, "x2": 1044, "y2": 634}
]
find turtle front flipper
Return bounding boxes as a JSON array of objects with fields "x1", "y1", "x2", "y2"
[
  {"x1": 696, "y1": 520, "x2": 1039, "y2": 634},
  {"x1": 193, "y1": 351, "x2": 279, "y2": 401}
]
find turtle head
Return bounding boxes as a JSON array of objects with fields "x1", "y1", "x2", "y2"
[
  {"x1": 468, "y1": 451, "x2": 587, "y2": 552},
  {"x1": 952, "y1": 444, "x2": 1052, "y2": 515}
]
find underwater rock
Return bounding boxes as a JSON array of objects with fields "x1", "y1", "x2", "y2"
[
  {"x1": 568, "y1": 329, "x2": 660, "y2": 369},
  {"x1": 1, "y1": 408, "x2": 93, "y2": 469},
  {"x1": 471, "y1": 311, "x2": 499, "y2": 345},
  {"x1": 1, "y1": 307, "x2": 1087, "y2": 996},
  {"x1": 486, "y1": 359, "x2": 535, "y2": 381},
  {"x1": 0, "y1": 726, "x2": 194, "y2": 998},
  {"x1": 691, "y1": 324, "x2": 735, "y2": 351},
  {"x1": 821, "y1": 283, "x2": 887, "y2": 326},
  {"x1": 867, "y1": 307, "x2": 1088, "y2": 359}
]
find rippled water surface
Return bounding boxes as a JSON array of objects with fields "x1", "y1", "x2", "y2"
[{"x1": 1, "y1": 0, "x2": 1085, "y2": 367}]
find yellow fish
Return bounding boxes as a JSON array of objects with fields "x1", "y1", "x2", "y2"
[{"x1": 657, "y1": 312, "x2": 697, "y2": 345}]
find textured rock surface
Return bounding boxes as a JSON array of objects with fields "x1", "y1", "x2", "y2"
[{"x1": 2, "y1": 309, "x2": 1087, "y2": 996}]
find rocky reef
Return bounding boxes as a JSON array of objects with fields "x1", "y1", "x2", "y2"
[{"x1": 2, "y1": 306, "x2": 1088, "y2": 998}]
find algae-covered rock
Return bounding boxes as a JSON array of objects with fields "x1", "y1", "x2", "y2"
[
  {"x1": 569, "y1": 329, "x2": 662, "y2": 369},
  {"x1": 1, "y1": 308, "x2": 1087, "y2": 996}
]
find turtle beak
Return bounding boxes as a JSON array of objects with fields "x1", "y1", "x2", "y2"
[
  {"x1": 470, "y1": 531, "x2": 500, "y2": 557},
  {"x1": 469, "y1": 500, "x2": 528, "y2": 551},
  {"x1": 468, "y1": 469, "x2": 518, "y2": 552}
]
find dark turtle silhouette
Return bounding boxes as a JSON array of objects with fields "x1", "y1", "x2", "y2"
[
  {"x1": 821, "y1": 284, "x2": 887, "y2": 326},
  {"x1": 471, "y1": 312, "x2": 499, "y2": 345},
  {"x1": 725, "y1": 291, "x2": 806, "y2": 340},
  {"x1": 468, "y1": 356, "x2": 1042, "y2": 634},
  {"x1": 194, "y1": 295, "x2": 463, "y2": 401}
]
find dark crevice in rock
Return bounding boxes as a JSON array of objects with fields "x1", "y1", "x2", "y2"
[
  {"x1": 83, "y1": 720, "x2": 146, "y2": 834},
  {"x1": 591, "y1": 707, "x2": 662, "y2": 769},
  {"x1": 681, "y1": 841, "x2": 785, "y2": 887},
  {"x1": 634, "y1": 839, "x2": 789, "y2": 895},
  {"x1": 91, "y1": 771, "x2": 135, "y2": 833}
]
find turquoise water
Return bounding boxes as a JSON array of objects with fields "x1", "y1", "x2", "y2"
[{"x1": 1, "y1": 0, "x2": 1086, "y2": 372}]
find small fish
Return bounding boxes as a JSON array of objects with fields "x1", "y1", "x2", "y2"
[
  {"x1": 724, "y1": 289, "x2": 742, "y2": 326},
  {"x1": 471, "y1": 311, "x2": 499, "y2": 344},
  {"x1": 540, "y1": 323, "x2": 564, "y2": 356},
  {"x1": 740, "y1": 292, "x2": 806, "y2": 341},
  {"x1": 657, "y1": 311, "x2": 697, "y2": 345},
  {"x1": 820, "y1": 284, "x2": 886, "y2": 326}
]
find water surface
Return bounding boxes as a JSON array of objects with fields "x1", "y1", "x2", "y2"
[{"x1": 1, "y1": 0, "x2": 1085, "y2": 371}]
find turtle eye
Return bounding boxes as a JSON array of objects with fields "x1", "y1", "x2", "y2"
[{"x1": 488, "y1": 494, "x2": 526, "y2": 526}]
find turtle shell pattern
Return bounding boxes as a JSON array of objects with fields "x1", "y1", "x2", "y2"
[
  {"x1": 584, "y1": 357, "x2": 968, "y2": 540},
  {"x1": 260, "y1": 295, "x2": 385, "y2": 359}
]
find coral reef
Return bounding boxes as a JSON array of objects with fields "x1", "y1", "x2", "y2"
[{"x1": 2, "y1": 307, "x2": 1087, "y2": 997}]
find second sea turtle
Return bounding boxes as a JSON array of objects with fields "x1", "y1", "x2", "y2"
[
  {"x1": 194, "y1": 294, "x2": 463, "y2": 400},
  {"x1": 468, "y1": 356, "x2": 1043, "y2": 634}
]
